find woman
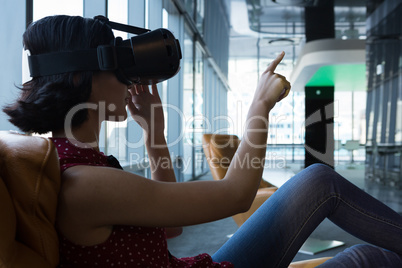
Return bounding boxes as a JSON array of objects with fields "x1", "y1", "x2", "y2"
[{"x1": 4, "y1": 15, "x2": 402, "y2": 267}]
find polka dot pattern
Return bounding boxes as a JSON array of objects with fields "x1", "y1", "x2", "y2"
[
  {"x1": 51, "y1": 138, "x2": 233, "y2": 267},
  {"x1": 51, "y1": 138, "x2": 110, "y2": 172}
]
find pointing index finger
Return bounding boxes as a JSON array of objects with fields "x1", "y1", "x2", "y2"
[{"x1": 266, "y1": 51, "x2": 285, "y2": 73}]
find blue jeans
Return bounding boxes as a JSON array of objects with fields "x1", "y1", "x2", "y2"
[
  {"x1": 317, "y1": 244, "x2": 402, "y2": 267},
  {"x1": 212, "y1": 164, "x2": 402, "y2": 267}
]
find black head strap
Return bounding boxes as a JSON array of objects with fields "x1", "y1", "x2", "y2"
[
  {"x1": 28, "y1": 50, "x2": 97, "y2": 77},
  {"x1": 28, "y1": 45, "x2": 134, "y2": 77},
  {"x1": 93, "y1": 15, "x2": 150, "y2": 35}
]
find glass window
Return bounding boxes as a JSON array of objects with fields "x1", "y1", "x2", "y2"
[
  {"x1": 196, "y1": 0, "x2": 205, "y2": 34},
  {"x1": 33, "y1": 0, "x2": 83, "y2": 20},
  {"x1": 366, "y1": 90, "x2": 374, "y2": 144},
  {"x1": 108, "y1": 0, "x2": 128, "y2": 39},
  {"x1": 228, "y1": 58, "x2": 259, "y2": 138},
  {"x1": 182, "y1": 27, "x2": 194, "y2": 181},
  {"x1": 353, "y1": 91, "x2": 367, "y2": 145},
  {"x1": 334, "y1": 91, "x2": 366, "y2": 162},
  {"x1": 105, "y1": 0, "x2": 128, "y2": 161},
  {"x1": 334, "y1": 91, "x2": 353, "y2": 143},
  {"x1": 228, "y1": 56, "x2": 306, "y2": 163},
  {"x1": 161, "y1": 8, "x2": 169, "y2": 139},
  {"x1": 396, "y1": 79, "x2": 402, "y2": 143},
  {"x1": 184, "y1": 0, "x2": 195, "y2": 19},
  {"x1": 194, "y1": 43, "x2": 205, "y2": 176}
]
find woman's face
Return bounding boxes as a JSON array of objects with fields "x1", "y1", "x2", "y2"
[{"x1": 90, "y1": 71, "x2": 131, "y2": 122}]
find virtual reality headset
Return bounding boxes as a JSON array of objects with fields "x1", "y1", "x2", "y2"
[{"x1": 27, "y1": 16, "x2": 182, "y2": 85}]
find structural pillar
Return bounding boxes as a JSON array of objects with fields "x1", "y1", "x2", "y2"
[
  {"x1": 304, "y1": 0, "x2": 335, "y2": 168},
  {"x1": 305, "y1": 87, "x2": 335, "y2": 168}
]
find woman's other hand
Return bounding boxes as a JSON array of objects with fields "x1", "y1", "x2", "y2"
[{"x1": 127, "y1": 84, "x2": 165, "y2": 135}]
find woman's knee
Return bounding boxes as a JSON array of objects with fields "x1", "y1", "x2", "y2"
[
  {"x1": 298, "y1": 163, "x2": 338, "y2": 186},
  {"x1": 345, "y1": 244, "x2": 380, "y2": 254},
  {"x1": 305, "y1": 163, "x2": 333, "y2": 174}
]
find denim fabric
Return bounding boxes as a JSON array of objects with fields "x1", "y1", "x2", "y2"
[
  {"x1": 317, "y1": 244, "x2": 402, "y2": 268},
  {"x1": 212, "y1": 164, "x2": 402, "y2": 268}
]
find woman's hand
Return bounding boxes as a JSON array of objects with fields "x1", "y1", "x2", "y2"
[
  {"x1": 252, "y1": 51, "x2": 291, "y2": 111},
  {"x1": 127, "y1": 84, "x2": 165, "y2": 135}
]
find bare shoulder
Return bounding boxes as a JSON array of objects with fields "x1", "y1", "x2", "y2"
[
  {"x1": 60, "y1": 165, "x2": 150, "y2": 195},
  {"x1": 58, "y1": 165, "x2": 155, "y2": 227},
  {"x1": 57, "y1": 165, "x2": 150, "y2": 245}
]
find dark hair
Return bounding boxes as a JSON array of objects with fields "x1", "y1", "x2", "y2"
[{"x1": 3, "y1": 15, "x2": 114, "y2": 134}]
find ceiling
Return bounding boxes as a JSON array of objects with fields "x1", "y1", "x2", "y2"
[
  {"x1": 228, "y1": 0, "x2": 368, "y2": 91},
  {"x1": 245, "y1": 0, "x2": 366, "y2": 36},
  {"x1": 229, "y1": 0, "x2": 366, "y2": 57}
]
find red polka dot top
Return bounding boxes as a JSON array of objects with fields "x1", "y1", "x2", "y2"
[{"x1": 51, "y1": 138, "x2": 233, "y2": 268}]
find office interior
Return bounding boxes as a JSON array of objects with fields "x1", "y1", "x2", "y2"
[{"x1": 0, "y1": 0, "x2": 401, "y2": 261}]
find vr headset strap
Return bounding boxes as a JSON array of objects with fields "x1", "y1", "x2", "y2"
[
  {"x1": 94, "y1": 15, "x2": 150, "y2": 35},
  {"x1": 106, "y1": 20, "x2": 150, "y2": 35},
  {"x1": 28, "y1": 46, "x2": 134, "y2": 77},
  {"x1": 28, "y1": 50, "x2": 99, "y2": 77}
]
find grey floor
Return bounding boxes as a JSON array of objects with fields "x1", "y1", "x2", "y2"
[{"x1": 167, "y1": 162, "x2": 402, "y2": 263}]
